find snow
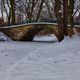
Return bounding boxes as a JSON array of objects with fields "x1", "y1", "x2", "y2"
[
  {"x1": 0, "y1": 32, "x2": 11, "y2": 41},
  {"x1": 0, "y1": 35, "x2": 80, "y2": 80},
  {"x1": 33, "y1": 34, "x2": 57, "y2": 42}
]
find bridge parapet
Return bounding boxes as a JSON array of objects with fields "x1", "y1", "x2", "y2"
[
  {"x1": 0, "y1": 22, "x2": 80, "y2": 41},
  {"x1": 0, "y1": 22, "x2": 80, "y2": 29},
  {"x1": 0, "y1": 24, "x2": 58, "y2": 41}
]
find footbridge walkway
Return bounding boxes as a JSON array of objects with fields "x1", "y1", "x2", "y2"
[
  {"x1": 0, "y1": 21, "x2": 80, "y2": 29},
  {"x1": 0, "y1": 22, "x2": 58, "y2": 29}
]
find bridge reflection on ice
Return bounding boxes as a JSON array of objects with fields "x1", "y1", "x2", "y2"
[{"x1": 33, "y1": 34, "x2": 57, "y2": 42}]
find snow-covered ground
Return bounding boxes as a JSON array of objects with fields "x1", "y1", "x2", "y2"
[
  {"x1": 33, "y1": 34, "x2": 57, "y2": 42},
  {"x1": 0, "y1": 32, "x2": 11, "y2": 41},
  {"x1": 0, "y1": 35, "x2": 80, "y2": 80}
]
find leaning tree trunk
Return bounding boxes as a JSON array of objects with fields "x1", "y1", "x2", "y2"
[
  {"x1": 36, "y1": 0, "x2": 44, "y2": 22},
  {"x1": 67, "y1": 0, "x2": 74, "y2": 37},
  {"x1": 54, "y1": 0, "x2": 64, "y2": 42}
]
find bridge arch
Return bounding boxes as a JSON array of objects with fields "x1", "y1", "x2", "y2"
[
  {"x1": 0, "y1": 23, "x2": 59, "y2": 41},
  {"x1": 20, "y1": 25, "x2": 58, "y2": 41}
]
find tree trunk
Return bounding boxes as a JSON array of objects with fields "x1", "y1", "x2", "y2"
[
  {"x1": 1, "y1": 0, "x2": 4, "y2": 20},
  {"x1": 10, "y1": 0, "x2": 15, "y2": 24},
  {"x1": 67, "y1": 0, "x2": 74, "y2": 37},
  {"x1": 36, "y1": 0, "x2": 44, "y2": 22},
  {"x1": 63, "y1": 0, "x2": 68, "y2": 36},
  {"x1": 7, "y1": 9, "x2": 11, "y2": 25},
  {"x1": 54, "y1": 0, "x2": 64, "y2": 42}
]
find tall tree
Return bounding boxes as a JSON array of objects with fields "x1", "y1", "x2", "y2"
[
  {"x1": 10, "y1": 0, "x2": 15, "y2": 24},
  {"x1": 1, "y1": 0, "x2": 4, "y2": 20},
  {"x1": 63, "y1": 0, "x2": 68, "y2": 36},
  {"x1": 67, "y1": 0, "x2": 74, "y2": 37},
  {"x1": 36, "y1": 0, "x2": 44, "y2": 21},
  {"x1": 54, "y1": 0, "x2": 64, "y2": 42}
]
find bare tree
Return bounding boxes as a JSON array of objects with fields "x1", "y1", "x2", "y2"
[
  {"x1": 9, "y1": 0, "x2": 15, "y2": 24},
  {"x1": 54, "y1": 0, "x2": 64, "y2": 42},
  {"x1": 1, "y1": 0, "x2": 4, "y2": 19},
  {"x1": 63, "y1": 0, "x2": 68, "y2": 36},
  {"x1": 36, "y1": 0, "x2": 45, "y2": 21}
]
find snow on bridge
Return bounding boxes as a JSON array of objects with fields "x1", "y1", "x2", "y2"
[
  {"x1": 0, "y1": 22, "x2": 80, "y2": 41},
  {"x1": 0, "y1": 22, "x2": 80, "y2": 29},
  {"x1": 0, "y1": 22, "x2": 58, "y2": 29}
]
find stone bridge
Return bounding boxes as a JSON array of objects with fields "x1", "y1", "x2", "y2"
[{"x1": 0, "y1": 22, "x2": 80, "y2": 42}]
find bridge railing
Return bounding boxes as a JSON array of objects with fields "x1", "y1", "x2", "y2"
[
  {"x1": 25, "y1": 19, "x2": 57, "y2": 23},
  {"x1": 1, "y1": 19, "x2": 80, "y2": 27},
  {"x1": 0, "y1": 19, "x2": 57, "y2": 27}
]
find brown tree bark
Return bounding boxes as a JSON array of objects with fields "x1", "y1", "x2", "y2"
[
  {"x1": 54, "y1": 0, "x2": 64, "y2": 42},
  {"x1": 67, "y1": 0, "x2": 74, "y2": 37},
  {"x1": 10, "y1": 0, "x2": 15, "y2": 24},
  {"x1": 1, "y1": 0, "x2": 4, "y2": 20},
  {"x1": 63, "y1": 0, "x2": 68, "y2": 36},
  {"x1": 29, "y1": 0, "x2": 35, "y2": 22}
]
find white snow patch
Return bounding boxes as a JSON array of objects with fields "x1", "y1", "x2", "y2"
[
  {"x1": 0, "y1": 36, "x2": 80, "y2": 80},
  {"x1": 0, "y1": 32, "x2": 11, "y2": 41},
  {"x1": 33, "y1": 34, "x2": 57, "y2": 41}
]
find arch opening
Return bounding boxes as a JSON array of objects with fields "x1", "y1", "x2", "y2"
[{"x1": 20, "y1": 26, "x2": 58, "y2": 42}]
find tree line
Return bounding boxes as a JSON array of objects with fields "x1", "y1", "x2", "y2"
[{"x1": 0, "y1": 0, "x2": 80, "y2": 41}]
